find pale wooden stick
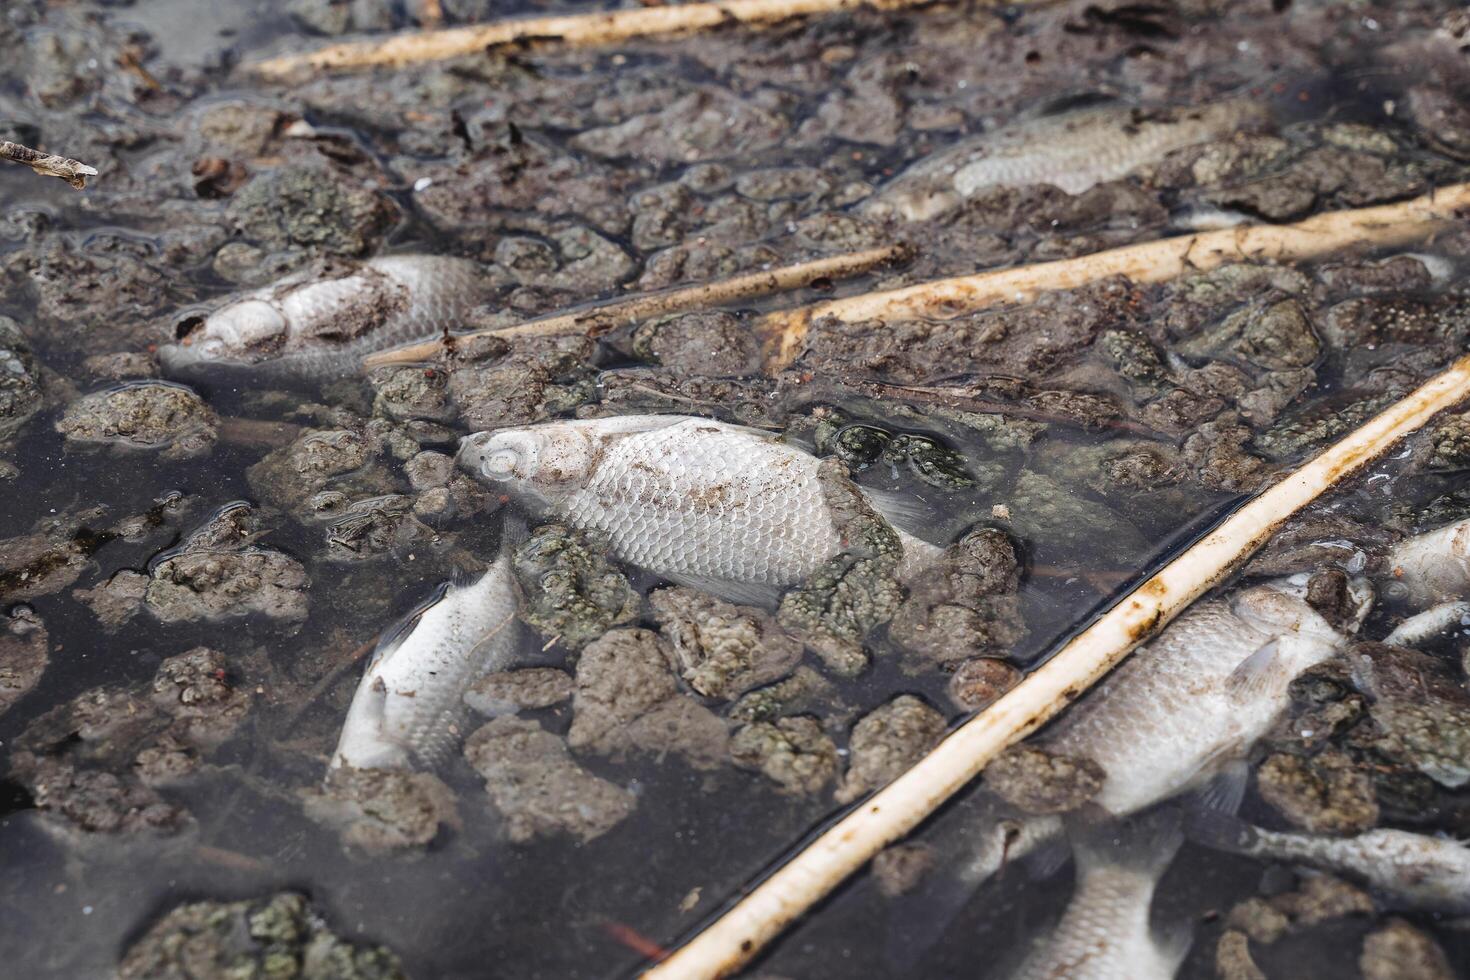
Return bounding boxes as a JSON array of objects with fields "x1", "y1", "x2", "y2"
[
  {"x1": 362, "y1": 244, "x2": 907, "y2": 370},
  {"x1": 644, "y1": 352, "x2": 1470, "y2": 978},
  {"x1": 0, "y1": 140, "x2": 98, "y2": 190},
  {"x1": 253, "y1": 0, "x2": 948, "y2": 77},
  {"x1": 755, "y1": 183, "x2": 1470, "y2": 371}
]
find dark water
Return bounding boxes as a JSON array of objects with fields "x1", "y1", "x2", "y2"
[{"x1": 2, "y1": 0, "x2": 1470, "y2": 977}]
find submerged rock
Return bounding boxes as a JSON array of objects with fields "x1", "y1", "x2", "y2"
[
  {"x1": 465, "y1": 716, "x2": 635, "y2": 843},
  {"x1": 512, "y1": 524, "x2": 639, "y2": 652},
  {"x1": 650, "y1": 586, "x2": 803, "y2": 700},
  {"x1": 632, "y1": 311, "x2": 760, "y2": 378},
  {"x1": 1256, "y1": 750, "x2": 1378, "y2": 835},
  {"x1": 727, "y1": 666, "x2": 843, "y2": 726},
  {"x1": 465, "y1": 667, "x2": 574, "y2": 715},
  {"x1": 0, "y1": 316, "x2": 43, "y2": 444},
  {"x1": 144, "y1": 505, "x2": 310, "y2": 624},
  {"x1": 567, "y1": 628, "x2": 728, "y2": 770},
  {"x1": 985, "y1": 744, "x2": 1106, "y2": 814},
  {"x1": 835, "y1": 695, "x2": 946, "y2": 804},
  {"x1": 303, "y1": 767, "x2": 458, "y2": 854},
  {"x1": 56, "y1": 382, "x2": 218, "y2": 459},
  {"x1": 1360, "y1": 919, "x2": 1455, "y2": 980},
  {"x1": 730, "y1": 716, "x2": 839, "y2": 795},
  {"x1": 0, "y1": 606, "x2": 47, "y2": 717},
  {"x1": 227, "y1": 165, "x2": 399, "y2": 257},
  {"x1": 891, "y1": 526, "x2": 1026, "y2": 668},
  {"x1": 118, "y1": 892, "x2": 407, "y2": 980}
]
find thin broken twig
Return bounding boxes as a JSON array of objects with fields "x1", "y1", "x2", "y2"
[
  {"x1": 362, "y1": 243, "x2": 908, "y2": 370},
  {"x1": 644, "y1": 352, "x2": 1470, "y2": 978},
  {"x1": 252, "y1": 0, "x2": 1004, "y2": 77},
  {"x1": 754, "y1": 182, "x2": 1470, "y2": 372},
  {"x1": 0, "y1": 140, "x2": 98, "y2": 190}
]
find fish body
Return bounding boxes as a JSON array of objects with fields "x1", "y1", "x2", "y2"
[
  {"x1": 1013, "y1": 810, "x2": 1188, "y2": 980},
  {"x1": 1189, "y1": 811, "x2": 1470, "y2": 913},
  {"x1": 331, "y1": 553, "x2": 520, "y2": 771},
  {"x1": 1042, "y1": 575, "x2": 1371, "y2": 816},
  {"x1": 161, "y1": 255, "x2": 492, "y2": 377},
  {"x1": 864, "y1": 99, "x2": 1267, "y2": 222},
  {"x1": 457, "y1": 416, "x2": 942, "y2": 602},
  {"x1": 1387, "y1": 518, "x2": 1470, "y2": 606}
]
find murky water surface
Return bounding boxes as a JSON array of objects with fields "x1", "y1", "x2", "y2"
[{"x1": 2, "y1": 0, "x2": 1470, "y2": 977}]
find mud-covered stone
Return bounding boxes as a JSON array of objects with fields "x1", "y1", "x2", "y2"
[
  {"x1": 572, "y1": 87, "x2": 788, "y2": 163},
  {"x1": 985, "y1": 744, "x2": 1105, "y2": 814},
  {"x1": 0, "y1": 606, "x2": 47, "y2": 717},
  {"x1": 1360, "y1": 919, "x2": 1454, "y2": 980},
  {"x1": 891, "y1": 526, "x2": 1026, "y2": 667},
  {"x1": 650, "y1": 586, "x2": 803, "y2": 700},
  {"x1": 57, "y1": 382, "x2": 217, "y2": 459},
  {"x1": 446, "y1": 336, "x2": 596, "y2": 432},
  {"x1": 567, "y1": 628, "x2": 728, "y2": 769},
  {"x1": 631, "y1": 311, "x2": 760, "y2": 378},
  {"x1": 303, "y1": 767, "x2": 457, "y2": 854},
  {"x1": 835, "y1": 695, "x2": 946, "y2": 803},
  {"x1": 512, "y1": 524, "x2": 639, "y2": 652},
  {"x1": 227, "y1": 165, "x2": 399, "y2": 256},
  {"x1": 947, "y1": 657, "x2": 1022, "y2": 711},
  {"x1": 0, "y1": 316, "x2": 42, "y2": 444},
  {"x1": 464, "y1": 667, "x2": 574, "y2": 715},
  {"x1": 145, "y1": 505, "x2": 310, "y2": 623},
  {"x1": 118, "y1": 891, "x2": 407, "y2": 980},
  {"x1": 1256, "y1": 750, "x2": 1379, "y2": 834},
  {"x1": 467, "y1": 716, "x2": 635, "y2": 843},
  {"x1": 730, "y1": 715, "x2": 839, "y2": 795},
  {"x1": 728, "y1": 666, "x2": 841, "y2": 725}
]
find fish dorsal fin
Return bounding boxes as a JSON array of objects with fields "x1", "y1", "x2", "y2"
[
  {"x1": 1030, "y1": 91, "x2": 1123, "y2": 118},
  {"x1": 1225, "y1": 639, "x2": 1282, "y2": 703},
  {"x1": 661, "y1": 570, "x2": 784, "y2": 609}
]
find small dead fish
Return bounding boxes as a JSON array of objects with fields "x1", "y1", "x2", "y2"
[
  {"x1": 1386, "y1": 517, "x2": 1470, "y2": 606},
  {"x1": 458, "y1": 415, "x2": 942, "y2": 605},
  {"x1": 1188, "y1": 810, "x2": 1470, "y2": 913},
  {"x1": 1013, "y1": 808, "x2": 1189, "y2": 980},
  {"x1": 331, "y1": 552, "x2": 520, "y2": 771},
  {"x1": 1038, "y1": 574, "x2": 1372, "y2": 816},
  {"x1": 161, "y1": 255, "x2": 492, "y2": 377},
  {"x1": 863, "y1": 98, "x2": 1267, "y2": 222}
]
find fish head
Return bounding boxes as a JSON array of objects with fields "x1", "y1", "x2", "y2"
[
  {"x1": 1232, "y1": 574, "x2": 1375, "y2": 641},
  {"x1": 458, "y1": 423, "x2": 597, "y2": 508},
  {"x1": 160, "y1": 296, "x2": 288, "y2": 373}
]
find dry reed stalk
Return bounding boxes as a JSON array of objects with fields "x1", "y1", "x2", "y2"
[
  {"x1": 0, "y1": 140, "x2": 98, "y2": 189},
  {"x1": 754, "y1": 183, "x2": 1470, "y2": 371},
  {"x1": 362, "y1": 244, "x2": 907, "y2": 369},
  {"x1": 253, "y1": 0, "x2": 959, "y2": 77},
  {"x1": 644, "y1": 351, "x2": 1470, "y2": 978}
]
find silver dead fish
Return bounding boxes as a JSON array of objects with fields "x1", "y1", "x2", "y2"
[
  {"x1": 331, "y1": 553, "x2": 520, "y2": 771},
  {"x1": 1386, "y1": 517, "x2": 1470, "y2": 606},
  {"x1": 1188, "y1": 810, "x2": 1470, "y2": 913},
  {"x1": 160, "y1": 254, "x2": 492, "y2": 377},
  {"x1": 863, "y1": 98, "x2": 1268, "y2": 222},
  {"x1": 457, "y1": 415, "x2": 943, "y2": 604},
  {"x1": 1035, "y1": 574, "x2": 1372, "y2": 817},
  {"x1": 1013, "y1": 809, "x2": 1189, "y2": 980}
]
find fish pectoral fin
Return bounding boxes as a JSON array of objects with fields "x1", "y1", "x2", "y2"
[
  {"x1": 860, "y1": 485, "x2": 935, "y2": 541},
  {"x1": 662, "y1": 571, "x2": 784, "y2": 609},
  {"x1": 1182, "y1": 806, "x2": 1257, "y2": 854},
  {"x1": 1224, "y1": 639, "x2": 1282, "y2": 703},
  {"x1": 1187, "y1": 759, "x2": 1250, "y2": 818}
]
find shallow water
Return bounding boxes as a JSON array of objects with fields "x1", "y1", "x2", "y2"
[{"x1": 2, "y1": 0, "x2": 1470, "y2": 977}]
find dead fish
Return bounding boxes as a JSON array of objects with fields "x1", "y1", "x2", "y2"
[
  {"x1": 862, "y1": 98, "x2": 1268, "y2": 222},
  {"x1": 1035, "y1": 574, "x2": 1372, "y2": 817},
  {"x1": 1386, "y1": 517, "x2": 1470, "y2": 606},
  {"x1": 1013, "y1": 808, "x2": 1189, "y2": 980},
  {"x1": 160, "y1": 255, "x2": 493, "y2": 377},
  {"x1": 457, "y1": 415, "x2": 942, "y2": 605},
  {"x1": 1188, "y1": 810, "x2": 1470, "y2": 913},
  {"x1": 331, "y1": 552, "x2": 520, "y2": 771}
]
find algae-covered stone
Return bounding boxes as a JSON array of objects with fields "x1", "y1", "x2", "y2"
[
  {"x1": 57, "y1": 382, "x2": 217, "y2": 459},
  {"x1": 512, "y1": 524, "x2": 639, "y2": 652},
  {"x1": 650, "y1": 586, "x2": 803, "y2": 700},
  {"x1": 144, "y1": 505, "x2": 310, "y2": 623},
  {"x1": 731, "y1": 715, "x2": 839, "y2": 795},
  {"x1": 891, "y1": 527, "x2": 1026, "y2": 668},
  {"x1": 303, "y1": 766, "x2": 457, "y2": 854},
  {"x1": 835, "y1": 695, "x2": 946, "y2": 803},
  {"x1": 985, "y1": 744, "x2": 1105, "y2": 814},
  {"x1": 1256, "y1": 750, "x2": 1378, "y2": 834},
  {"x1": 466, "y1": 716, "x2": 635, "y2": 843},
  {"x1": 118, "y1": 892, "x2": 407, "y2": 980},
  {"x1": 465, "y1": 667, "x2": 574, "y2": 715}
]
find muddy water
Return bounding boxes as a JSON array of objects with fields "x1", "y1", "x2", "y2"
[{"x1": 2, "y1": 0, "x2": 1470, "y2": 977}]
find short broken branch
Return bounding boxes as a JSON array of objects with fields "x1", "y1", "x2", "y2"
[
  {"x1": 362, "y1": 243, "x2": 908, "y2": 370},
  {"x1": 755, "y1": 182, "x2": 1470, "y2": 372},
  {"x1": 643, "y1": 348, "x2": 1470, "y2": 979},
  {"x1": 0, "y1": 140, "x2": 98, "y2": 190}
]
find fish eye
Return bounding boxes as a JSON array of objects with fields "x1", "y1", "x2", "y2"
[{"x1": 481, "y1": 447, "x2": 520, "y2": 479}]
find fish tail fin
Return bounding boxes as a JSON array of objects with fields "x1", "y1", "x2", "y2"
[
  {"x1": 1182, "y1": 807, "x2": 1262, "y2": 857},
  {"x1": 1247, "y1": 66, "x2": 1404, "y2": 128},
  {"x1": 1068, "y1": 804, "x2": 1184, "y2": 880}
]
